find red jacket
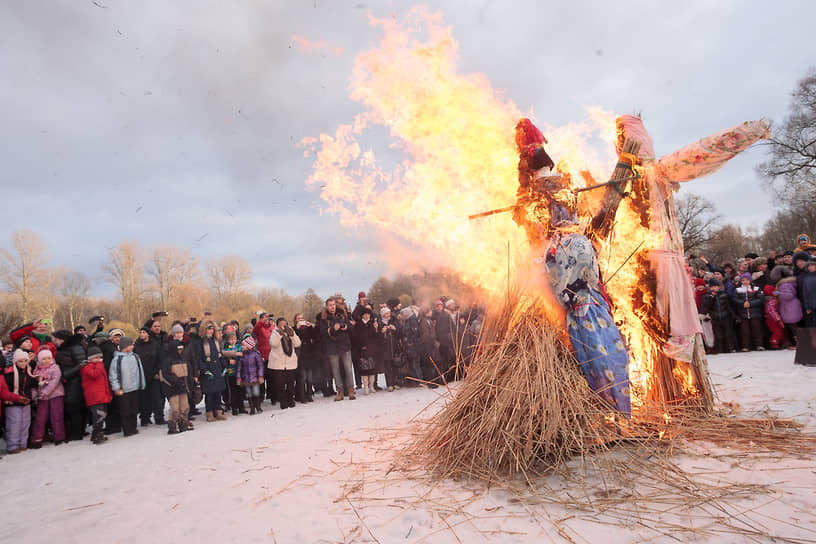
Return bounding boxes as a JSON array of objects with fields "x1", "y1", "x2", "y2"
[
  {"x1": 253, "y1": 321, "x2": 273, "y2": 361},
  {"x1": 80, "y1": 360, "x2": 112, "y2": 406},
  {"x1": 10, "y1": 323, "x2": 57, "y2": 359},
  {"x1": 0, "y1": 376, "x2": 27, "y2": 419}
]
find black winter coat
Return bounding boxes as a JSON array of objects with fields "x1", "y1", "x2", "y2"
[
  {"x1": 319, "y1": 308, "x2": 351, "y2": 356},
  {"x1": 56, "y1": 335, "x2": 86, "y2": 406},
  {"x1": 134, "y1": 337, "x2": 159, "y2": 379},
  {"x1": 195, "y1": 336, "x2": 226, "y2": 394},
  {"x1": 295, "y1": 324, "x2": 318, "y2": 369},
  {"x1": 701, "y1": 291, "x2": 735, "y2": 321},
  {"x1": 160, "y1": 339, "x2": 188, "y2": 396},
  {"x1": 732, "y1": 287, "x2": 765, "y2": 320}
]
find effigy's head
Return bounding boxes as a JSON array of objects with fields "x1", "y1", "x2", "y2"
[
  {"x1": 536, "y1": 175, "x2": 578, "y2": 229},
  {"x1": 516, "y1": 118, "x2": 555, "y2": 173},
  {"x1": 615, "y1": 114, "x2": 656, "y2": 160}
]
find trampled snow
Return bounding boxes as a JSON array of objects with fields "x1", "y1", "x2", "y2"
[{"x1": 3, "y1": 350, "x2": 815, "y2": 543}]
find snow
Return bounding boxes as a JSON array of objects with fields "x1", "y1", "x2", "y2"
[{"x1": 3, "y1": 351, "x2": 815, "y2": 543}]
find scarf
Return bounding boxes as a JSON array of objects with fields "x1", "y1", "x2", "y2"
[{"x1": 281, "y1": 333, "x2": 293, "y2": 357}]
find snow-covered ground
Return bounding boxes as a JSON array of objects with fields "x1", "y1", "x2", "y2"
[{"x1": 3, "y1": 351, "x2": 815, "y2": 543}]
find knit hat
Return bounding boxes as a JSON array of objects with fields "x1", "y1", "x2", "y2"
[
  {"x1": 380, "y1": 306, "x2": 391, "y2": 317},
  {"x1": 87, "y1": 346, "x2": 103, "y2": 360},
  {"x1": 37, "y1": 349, "x2": 53, "y2": 362},
  {"x1": 139, "y1": 326, "x2": 150, "y2": 334},
  {"x1": 241, "y1": 336, "x2": 256, "y2": 351},
  {"x1": 53, "y1": 329, "x2": 72, "y2": 341},
  {"x1": 74, "y1": 325, "x2": 86, "y2": 334},
  {"x1": 744, "y1": 252, "x2": 759, "y2": 259},
  {"x1": 358, "y1": 291, "x2": 366, "y2": 299},
  {"x1": 707, "y1": 278, "x2": 722, "y2": 287},
  {"x1": 171, "y1": 324, "x2": 184, "y2": 335},
  {"x1": 445, "y1": 299, "x2": 456, "y2": 309},
  {"x1": 740, "y1": 273, "x2": 752, "y2": 282},
  {"x1": 387, "y1": 297, "x2": 400, "y2": 310},
  {"x1": 762, "y1": 285, "x2": 776, "y2": 297},
  {"x1": 119, "y1": 336, "x2": 134, "y2": 351},
  {"x1": 14, "y1": 334, "x2": 31, "y2": 347},
  {"x1": 12, "y1": 349, "x2": 28, "y2": 365}
]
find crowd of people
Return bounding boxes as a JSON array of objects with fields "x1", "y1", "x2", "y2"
[
  {"x1": 0, "y1": 291, "x2": 483, "y2": 454},
  {"x1": 691, "y1": 234, "x2": 816, "y2": 353},
  {"x1": 2, "y1": 233, "x2": 813, "y2": 456}
]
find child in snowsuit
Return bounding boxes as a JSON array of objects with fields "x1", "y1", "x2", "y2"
[
  {"x1": 775, "y1": 266, "x2": 802, "y2": 347},
  {"x1": 732, "y1": 273, "x2": 766, "y2": 351},
  {"x1": 236, "y1": 336, "x2": 265, "y2": 415},
  {"x1": 30, "y1": 349, "x2": 66, "y2": 447},
  {"x1": 3, "y1": 349, "x2": 35, "y2": 453},
  {"x1": 762, "y1": 285, "x2": 789, "y2": 349},
  {"x1": 81, "y1": 346, "x2": 112, "y2": 444},
  {"x1": 109, "y1": 336, "x2": 146, "y2": 437}
]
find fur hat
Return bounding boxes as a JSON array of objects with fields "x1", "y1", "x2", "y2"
[
  {"x1": 108, "y1": 328, "x2": 125, "y2": 338},
  {"x1": 87, "y1": 346, "x2": 103, "y2": 360},
  {"x1": 119, "y1": 336, "x2": 134, "y2": 351},
  {"x1": 241, "y1": 336, "x2": 256, "y2": 351},
  {"x1": 12, "y1": 349, "x2": 29, "y2": 365}
]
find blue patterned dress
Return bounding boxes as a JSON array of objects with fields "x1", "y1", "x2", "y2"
[{"x1": 542, "y1": 233, "x2": 631, "y2": 414}]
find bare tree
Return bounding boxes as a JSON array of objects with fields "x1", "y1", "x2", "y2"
[
  {"x1": 147, "y1": 244, "x2": 200, "y2": 311},
  {"x1": 699, "y1": 224, "x2": 760, "y2": 266},
  {"x1": 55, "y1": 267, "x2": 91, "y2": 330},
  {"x1": 675, "y1": 193, "x2": 721, "y2": 254},
  {"x1": 104, "y1": 241, "x2": 147, "y2": 326},
  {"x1": 759, "y1": 200, "x2": 816, "y2": 253},
  {"x1": 758, "y1": 68, "x2": 816, "y2": 202},
  {"x1": 0, "y1": 230, "x2": 50, "y2": 321},
  {"x1": 206, "y1": 255, "x2": 252, "y2": 312}
]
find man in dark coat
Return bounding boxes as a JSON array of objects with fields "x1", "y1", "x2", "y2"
[
  {"x1": 135, "y1": 326, "x2": 164, "y2": 425},
  {"x1": 54, "y1": 330, "x2": 87, "y2": 441}
]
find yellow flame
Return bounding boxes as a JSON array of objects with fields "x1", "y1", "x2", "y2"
[{"x1": 301, "y1": 7, "x2": 615, "y2": 298}]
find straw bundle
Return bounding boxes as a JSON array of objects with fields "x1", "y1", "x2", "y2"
[{"x1": 407, "y1": 300, "x2": 624, "y2": 483}]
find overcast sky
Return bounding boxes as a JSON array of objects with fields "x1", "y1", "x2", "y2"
[{"x1": 1, "y1": 1, "x2": 813, "y2": 299}]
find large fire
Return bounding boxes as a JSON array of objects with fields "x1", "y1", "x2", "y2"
[
  {"x1": 300, "y1": 8, "x2": 678, "y2": 406},
  {"x1": 300, "y1": 7, "x2": 616, "y2": 298}
]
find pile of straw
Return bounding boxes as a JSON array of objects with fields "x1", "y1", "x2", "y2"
[{"x1": 407, "y1": 302, "x2": 625, "y2": 484}]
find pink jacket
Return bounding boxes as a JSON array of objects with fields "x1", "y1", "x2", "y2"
[{"x1": 34, "y1": 363, "x2": 65, "y2": 400}]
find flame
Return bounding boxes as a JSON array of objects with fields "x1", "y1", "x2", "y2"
[{"x1": 301, "y1": 7, "x2": 615, "y2": 299}]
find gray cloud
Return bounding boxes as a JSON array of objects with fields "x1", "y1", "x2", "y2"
[{"x1": 1, "y1": 0, "x2": 813, "y2": 300}]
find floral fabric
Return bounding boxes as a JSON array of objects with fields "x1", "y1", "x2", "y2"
[{"x1": 543, "y1": 233, "x2": 631, "y2": 414}]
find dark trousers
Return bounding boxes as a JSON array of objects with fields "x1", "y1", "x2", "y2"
[
  {"x1": 226, "y1": 376, "x2": 244, "y2": 412},
  {"x1": 139, "y1": 379, "x2": 164, "y2": 423},
  {"x1": 295, "y1": 366, "x2": 313, "y2": 402},
  {"x1": 710, "y1": 317, "x2": 735, "y2": 353},
  {"x1": 351, "y1": 346, "x2": 363, "y2": 388},
  {"x1": 118, "y1": 391, "x2": 139, "y2": 436},
  {"x1": 89, "y1": 404, "x2": 107, "y2": 436},
  {"x1": 64, "y1": 401, "x2": 86, "y2": 441},
  {"x1": 272, "y1": 369, "x2": 296, "y2": 409},
  {"x1": 204, "y1": 392, "x2": 222, "y2": 412},
  {"x1": 105, "y1": 393, "x2": 122, "y2": 433},
  {"x1": 264, "y1": 367, "x2": 277, "y2": 402},
  {"x1": 739, "y1": 317, "x2": 763, "y2": 350}
]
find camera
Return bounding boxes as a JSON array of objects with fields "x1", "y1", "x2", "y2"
[
  {"x1": 152, "y1": 311, "x2": 169, "y2": 318},
  {"x1": 88, "y1": 315, "x2": 105, "y2": 324}
]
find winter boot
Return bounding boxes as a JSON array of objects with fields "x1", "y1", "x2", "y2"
[
  {"x1": 167, "y1": 421, "x2": 179, "y2": 435},
  {"x1": 215, "y1": 410, "x2": 227, "y2": 421},
  {"x1": 91, "y1": 431, "x2": 105, "y2": 444},
  {"x1": 335, "y1": 389, "x2": 344, "y2": 402},
  {"x1": 256, "y1": 399, "x2": 263, "y2": 413},
  {"x1": 206, "y1": 411, "x2": 216, "y2": 422},
  {"x1": 347, "y1": 387, "x2": 356, "y2": 400},
  {"x1": 249, "y1": 398, "x2": 257, "y2": 415}
]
